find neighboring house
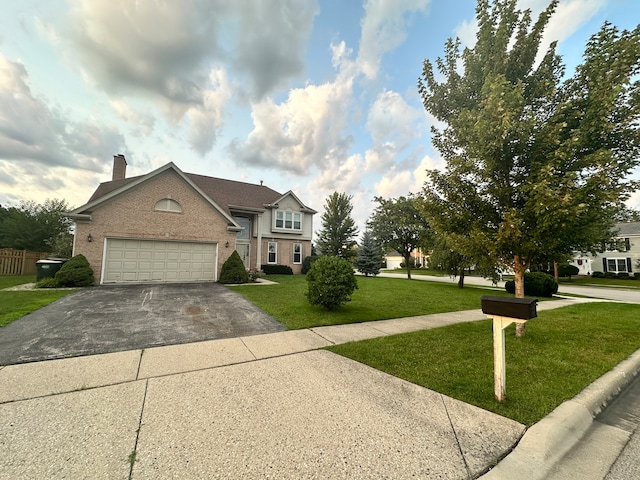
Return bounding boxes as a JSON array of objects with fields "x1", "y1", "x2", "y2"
[
  {"x1": 384, "y1": 251, "x2": 403, "y2": 270},
  {"x1": 384, "y1": 249, "x2": 429, "y2": 269},
  {"x1": 67, "y1": 155, "x2": 316, "y2": 284},
  {"x1": 572, "y1": 222, "x2": 640, "y2": 276}
]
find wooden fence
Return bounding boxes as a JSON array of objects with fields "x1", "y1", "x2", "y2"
[{"x1": 0, "y1": 249, "x2": 49, "y2": 276}]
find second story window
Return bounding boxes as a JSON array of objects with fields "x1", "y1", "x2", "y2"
[{"x1": 275, "y1": 211, "x2": 301, "y2": 231}]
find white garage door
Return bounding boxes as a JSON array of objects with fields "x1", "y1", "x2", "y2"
[{"x1": 103, "y1": 239, "x2": 217, "y2": 284}]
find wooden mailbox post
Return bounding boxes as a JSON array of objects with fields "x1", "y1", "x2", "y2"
[{"x1": 481, "y1": 296, "x2": 538, "y2": 402}]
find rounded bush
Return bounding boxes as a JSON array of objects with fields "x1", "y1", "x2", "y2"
[
  {"x1": 504, "y1": 272, "x2": 558, "y2": 297},
  {"x1": 505, "y1": 279, "x2": 515, "y2": 294},
  {"x1": 219, "y1": 250, "x2": 249, "y2": 284},
  {"x1": 54, "y1": 254, "x2": 94, "y2": 287},
  {"x1": 305, "y1": 256, "x2": 358, "y2": 310},
  {"x1": 558, "y1": 263, "x2": 580, "y2": 278},
  {"x1": 591, "y1": 271, "x2": 605, "y2": 278}
]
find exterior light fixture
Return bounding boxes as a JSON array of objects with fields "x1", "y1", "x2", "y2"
[
  {"x1": 225, "y1": 241, "x2": 229, "y2": 248},
  {"x1": 87, "y1": 234, "x2": 93, "y2": 243}
]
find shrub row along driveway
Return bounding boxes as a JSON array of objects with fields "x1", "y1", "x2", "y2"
[{"x1": 0, "y1": 283, "x2": 285, "y2": 366}]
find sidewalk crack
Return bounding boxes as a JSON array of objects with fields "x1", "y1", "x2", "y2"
[
  {"x1": 128, "y1": 379, "x2": 149, "y2": 480},
  {"x1": 440, "y1": 394, "x2": 473, "y2": 479}
]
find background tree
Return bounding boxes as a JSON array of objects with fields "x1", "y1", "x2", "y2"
[
  {"x1": 0, "y1": 199, "x2": 73, "y2": 255},
  {"x1": 367, "y1": 195, "x2": 431, "y2": 280},
  {"x1": 418, "y1": 0, "x2": 640, "y2": 320},
  {"x1": 354, "y1": 229, "x2": 383, "y2": 277},
  {"x1": 614, "y1": 204, "x2": 640, "y2": 223},
  {"x1": 315, "y1": 192, "x2": 358, "y2": 260}
]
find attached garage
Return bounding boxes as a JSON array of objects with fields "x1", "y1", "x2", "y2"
[{"x1": 102, "y1": 239, "x2": 217, "y2": 284}]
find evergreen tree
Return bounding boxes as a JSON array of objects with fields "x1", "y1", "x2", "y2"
[
  {"x1": 315, "y1": 192, "x2": 358, "y2": 260},
  {"x1": 354, "y1": 229, "x2": 383, "y2": 277}
]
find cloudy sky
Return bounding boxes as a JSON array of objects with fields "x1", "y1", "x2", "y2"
[{"x1": 1, "y1": 0, "x2": 639, "y2": 233}]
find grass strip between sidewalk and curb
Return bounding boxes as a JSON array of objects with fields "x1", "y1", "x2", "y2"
[{"x1": 327, "y1": 302, "x2": 640, "y2": 426}]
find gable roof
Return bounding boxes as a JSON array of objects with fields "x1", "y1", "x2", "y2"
[
  {"x1": 615, "y1": 222, "x2": 640, "y2": 236},
  {"x1": 70, "y1": 162, "x2": 314, "y2": 220}
]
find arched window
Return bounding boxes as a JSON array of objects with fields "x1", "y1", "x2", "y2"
[{"x1": 154, "y1": 198, "x2": 182, "y2": 213}]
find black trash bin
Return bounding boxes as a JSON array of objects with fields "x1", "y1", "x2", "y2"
[{"x1": 36, "y1": 259, "x2": 67, "y2": 281}]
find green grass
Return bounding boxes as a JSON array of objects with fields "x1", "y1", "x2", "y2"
[
  {"x1": 327, "y1": 302, "x2": 640, "y2": 426},
  {"x1": 0, "y1": 275, "x2": 36, "y2": 290},
  {"x1": 231, "y1": 275, "x2": 516, "y2": 329},
  {"x1": 0, "y1": 290, "x2": 75, "y2": 327}
]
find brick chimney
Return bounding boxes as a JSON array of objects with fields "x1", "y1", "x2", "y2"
[{"x1": 112, "y1": 154, "x2": 127, "y2": 181}]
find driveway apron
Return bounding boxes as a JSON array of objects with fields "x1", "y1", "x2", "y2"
[{"x1": 0, "y1": 283, "x2": 285, "y2": 366}]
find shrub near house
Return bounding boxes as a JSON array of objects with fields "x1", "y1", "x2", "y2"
[{"x1": 36, "y1": 254, "x2": 95, "y2": 288}]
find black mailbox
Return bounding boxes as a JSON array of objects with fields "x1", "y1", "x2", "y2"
[{"x1": 481, "y1": 295, "x2": 537, "y2": 320}]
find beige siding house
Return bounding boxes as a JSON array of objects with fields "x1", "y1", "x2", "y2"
[
  {"x1": 67, "y1": 155, "x2": 315, "y2": 284},
  {"x1": 572, "y1": 222, "x2": 640, "y2": 276}
]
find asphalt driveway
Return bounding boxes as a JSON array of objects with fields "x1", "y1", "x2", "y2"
[{"x1": 0, "y1": 283, "x2": 285, "y2": 366}]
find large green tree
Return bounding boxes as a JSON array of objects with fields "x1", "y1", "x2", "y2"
[
  {"x1": 418, "y1": 0, "x2": 640, "y2": 309},
  {"x1": 367, "y1": 195, "x2": 431, "y2": 280},
  {"x1": 0, "y1": 199, "x2": 73, "y2": 255},
  {"x1": 315, "y1": 192, "x2": 359, "y2": 260}
]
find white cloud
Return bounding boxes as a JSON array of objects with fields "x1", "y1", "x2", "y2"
[
  {"x1": 373, "y1": 154, "x2": 443, "y2": 198},
  {"x1": 110, "y1": 100, "x2": 156, "y2": 137},
  {"x1": 186, "y1": 68, "x2": 231, "y2": 156},
  {"x1": 454, "y1": 0, "x2": 605, "y2": 53},
  {"x1": 364, "y1": 89, "x2": 423, "y2": 172},
  {"x1": 0, "y1": 54, "x2": 124, "y2": 172},
  {"x1": 538, "y1": 0, "x2": 605, "y2": 55},
  {"x1": 229, "y1": 51, "x2": 356, "y2": 174},
  {"x1": 454, "y1": 18, "x2": 478, "y2": 47},
  {"x1": 357, "y1": 0, "x2": 430, "y2": 79},
  {"x1": 0, "y1": 53, "x2": 128, "y2": 206},
  {"x1": 63, "y1": 0, "x2": 318, "y2": 155},
  {"x1": 230, "y1": 0, "x2": 319, "y2": 99}
]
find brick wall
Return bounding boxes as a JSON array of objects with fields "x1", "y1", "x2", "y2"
[
  {"x1": 262, "y1": 238, "x2": 311, "y2": 274},
  {"x1": 74, "y1": 170, "x2": 237, "y2": 283}
]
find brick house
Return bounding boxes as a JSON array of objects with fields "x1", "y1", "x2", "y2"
[{"x1": 67, "y1": 155, "x2": 316, "y2": 284}]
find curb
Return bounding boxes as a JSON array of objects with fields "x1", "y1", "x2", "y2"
[{"x1": 479, "y1": 348, "x2": 640, "y2": 479}]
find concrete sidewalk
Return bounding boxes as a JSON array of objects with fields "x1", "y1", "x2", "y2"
[{"x1": 0, "y1": 297, "x2": 636, "y2": 479}]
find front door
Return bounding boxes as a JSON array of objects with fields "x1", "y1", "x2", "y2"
[{"x1": 237, "y1": 242, "x2": 250, "y2": 269}]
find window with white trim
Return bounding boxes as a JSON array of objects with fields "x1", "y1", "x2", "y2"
[
  {"x1": 607, "y1": 258, "x2": 628, "y2": 273},
  {"x1": 293, "y1": 243, "x2": 302, "y2": 264},
  {"x1": 275, "y1": 211, "x2": 302, "y2": 231},
  {"x1": 267, "y1": 242, "x2": 277, "y2": 264},
  {"x1": 155, "y1": 198, "x2": 182, "y2": 213}
]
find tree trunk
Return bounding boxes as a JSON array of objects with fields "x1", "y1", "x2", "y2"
[
  {"x1": 405, "y1": 255, "x2": 412, "y2": 280},
  {"x1": 553, "y1": 261, "x2": 559, "y2": 283},
  {"x1": 513, "y1": 255, "x2": 526, "y2": 338},
  {"x1": 457, "y1": 267, "x2": 465, "y2": 288}
]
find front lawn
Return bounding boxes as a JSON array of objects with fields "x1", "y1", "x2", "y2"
[
  {"x1": 0, "y1": 290, "x2": 75, "y2": 327},
  {"x1": 231, "y1": 275, "x2": 513, "y2": 329},
  {"x1": 328, "y1": 302, "x2": 640, "y2": 426},
  {"x1": 0, "y1": 275, "x2": 36, "y2": 290}
]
